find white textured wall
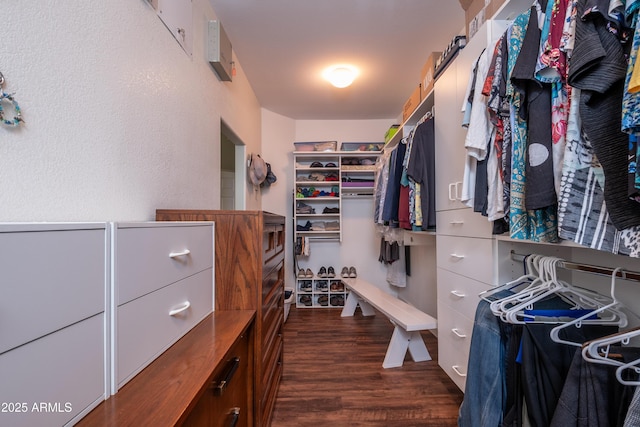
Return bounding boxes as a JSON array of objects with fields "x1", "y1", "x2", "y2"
[{"x1": 0, "y1": 0, "x2": 262, "y2": 222}]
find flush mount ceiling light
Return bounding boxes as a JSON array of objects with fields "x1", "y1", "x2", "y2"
[{"x1": 323, "y1": 65, "x2": 359, "y2": 88}]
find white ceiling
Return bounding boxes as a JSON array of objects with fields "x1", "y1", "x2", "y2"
[{"x1": 208, "y1": 0, "x2": 466, "y2": 120}]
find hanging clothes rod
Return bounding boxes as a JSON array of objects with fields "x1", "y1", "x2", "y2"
[{"x1": 510, "y1": 250, "x2": 640, "y2": 283}]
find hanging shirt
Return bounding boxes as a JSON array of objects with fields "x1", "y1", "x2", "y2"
[{"x1": 406, "y1": 118, "x2": 436, "y2": 230}]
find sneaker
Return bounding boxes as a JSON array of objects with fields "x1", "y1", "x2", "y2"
[
  {"x1": 348, "y1": 266, "x2": 357, "y2": 278},
  {"x1": 318, "y1": 295, "x2": 329, "y2": 306},
  {"x1": 299, "y1": 280, "x2": 312, "y2": 292},
  {"x1": 340, "y1": 267, "x2": 349, "y2": 278},
  {"x1": 327, "y1": 266, "x2": 336, "y2": 278},
  {"x1": 305, "y1": 268, "x2": 313, "y2": 278},
  {"x1": 298, "y1": 268, "x2": 306, "y2": 278},
  {"x1": 317, "y1": 266, "x2": 327, "y2": 278}
]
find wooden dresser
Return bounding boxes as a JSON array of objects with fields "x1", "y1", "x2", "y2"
[
  {"x1": 77, "y1": 310, "x2": 255, "y2": 427},
  {"x1": 156, "y1": 210, "x2": 286, "y2": 427}
]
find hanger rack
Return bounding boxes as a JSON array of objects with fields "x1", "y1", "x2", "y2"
[{"x1": 510, "y1": 250, "x2": 640, "y2": 284}]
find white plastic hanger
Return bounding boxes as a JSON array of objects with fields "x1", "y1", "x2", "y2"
[
  {"x1": 549, "y1": 267, "x2": 628, "y2": 347},
  {"x1": 479, "y1": 253, "x2": 543, "y2": 305}
]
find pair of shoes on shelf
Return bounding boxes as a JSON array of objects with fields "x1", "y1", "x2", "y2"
[
  {"x1": 299, "y1": 280, "x2": 312, "y2": 292},
  {"x1": 340, "y1": 266, "x2": 357, "y2": 278},
  {"x1": 315, "y1": 280, "x2": 328, "y2": 292},
  {"x1": 317, "y1": 295, "x2": 329, "y2": 306},
  {"x1": 317, "y1": 266, "x2": 336, "y2": 278},
  {"x1": 298, "y1": 268, "x2": 313, "y2": 278},
  {"x1": 330, "y1": 295, "x2": 345, "y2": 306},
  {"x1": 330, "y1": 281, "x2": 345, "y2": 292},
  {"x1": 299, "y1": 295, "x2": 312, "y2": 306}
]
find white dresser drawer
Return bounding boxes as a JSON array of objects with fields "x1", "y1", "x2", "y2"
[
  {"x1": 437, "y1": 306, "x2": 474, "y2": 392},
  {"x1": 0, "y1": 225, "x2": 106, "y2": 354},
  {"x1": 115, "y1": 268, "x2": 213, "y2": 389},
  {"x1": 0, "y1": 313, "x2": 106, "y2": 427},
  {"x1": 114, "y1": 223, "x2": 213, "y2": 305},
  {"x1": 436, "y1": 235, "x2": 494, "y2": 284},
  {"x1": 437, "y1": 267, "x2": 491, "y2": 316},
  {"x1": 436, "y1": 208, "x2": 493, "y2": 238}
]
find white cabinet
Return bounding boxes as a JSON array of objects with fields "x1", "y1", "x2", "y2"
[
  {"x1": 434, "y1": 21, "x2": 501, "y2": 392},
  {"x1": 0, "y1": 223, "x2": 108, "y2": 426},
  {"x1": 111, "y1": 222, "x2": 214, "y2": 392}
]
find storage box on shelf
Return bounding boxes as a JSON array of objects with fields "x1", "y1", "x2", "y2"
[{"x1": 402, "y1": 84, "x2": 422, "y2": 123}]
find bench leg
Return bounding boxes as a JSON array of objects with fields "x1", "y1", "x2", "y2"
[
  {"x1": 340, "y1": 293, "x2": 375, "y2": 317},
  {"x1": 382, "y1": 325, "x2": 432, "y2": 369}
]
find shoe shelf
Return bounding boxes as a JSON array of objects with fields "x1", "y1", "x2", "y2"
[
  {"x1": 294, "y1": 150, "x2": 381, "y2": 244},
  {"x1": 295, "y1": 277, "x2": 348, "y2": 308}
]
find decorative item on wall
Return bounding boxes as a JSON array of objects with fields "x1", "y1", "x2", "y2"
[
  {"x1": 0, "y1": 72, "x2": 24, "y2": 128},
  {"x1": 248, "y1": 153, "x2": 267, "y2": 189}
]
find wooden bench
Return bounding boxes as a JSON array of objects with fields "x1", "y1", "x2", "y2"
[{"x1": 341, "y1": 278, "x2": 437, "y2": 369}]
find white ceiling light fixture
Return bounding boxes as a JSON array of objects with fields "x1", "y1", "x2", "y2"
[{"x1": 323, "y1": 65, "x2": 359, "y2": 88}]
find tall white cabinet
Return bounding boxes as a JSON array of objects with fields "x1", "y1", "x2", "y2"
[{"x1": 433, "y1": 21, "x2": 508, "y2": 391}]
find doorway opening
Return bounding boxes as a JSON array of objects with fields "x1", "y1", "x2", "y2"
[{"x1": 220, "y1": 120, "x2": 246, "y2": 210}]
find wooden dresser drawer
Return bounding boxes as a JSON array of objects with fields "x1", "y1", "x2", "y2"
[
  {"x1": 436, "y1": 235, "x2": 494, "y2": 284},
  {"x1": 263, "y1": 222, "x2": 285, "y2": 263},
  {"x1": 0, "y1": 314, "x2": 106, "y2": 426},
  {"x1": 262, "y1": 258, "x2": 284, "y2": 302},
  {"x1": 115, "y1": 269, "x2": 213, "y2": 389},
  {"x1": 437, "y1": 267, "x2": 491, "y2": 316},
  {"x1": 0, "y1": 224, "x2": 106, "y2": 354},
  {"x1": 436, "y1": 208, "x2": 493, "y2": 238},
  {"x1": 185, "y1": 328, "x2": 251, "y2": 427},
  {"x1": 114, "y1": 223, "x2": 213, "y2": 305}
]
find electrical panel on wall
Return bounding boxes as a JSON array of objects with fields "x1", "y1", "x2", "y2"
[
  {"x1": 149, "y1": 0, "x2": 193, "y2": 57},
  {"x1": 208, "y1": 20, "x2": 233, "y2": 81}
]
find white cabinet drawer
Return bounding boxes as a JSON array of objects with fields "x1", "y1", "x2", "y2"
[
  {"x1": 437, "y1": 267, "x2": 491, "y2": 316},
  {"x1": 114, "y1": 223, "x2": 213, "y2": 305},
  {"x1": 436, "y1": 235, "x2": 494, "y2": 284},
  {"x1": 437, "y1": 305, "x2": 473, "y2": 392},
  {"x1": 0, "y1": 226, "x2": 106, "y2": 354},
  {"x1": 436, "y1": 208, "x2": 493, "y2": 238},
  {"x1": 115, "y1": 268, "x2": 213, "y2": 389},
  {"x1": 0, "y1": 314, "x2": 106, "y2": 427}
]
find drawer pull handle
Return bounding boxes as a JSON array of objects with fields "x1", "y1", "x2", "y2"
[
  {"x1": 448, "y1": 183, "x2": 456, "y2": 201},
  {"x1": 168, "y1": 301, "x2": 191, "y2": 316},
  {"x1": 450, "y1": 290, "x2": 466, "y2": 298},
  {"x1": 214, "y1": 357, "x2": 240, "y2": 396},
  {"x1": 451, "y1": 328, "x2": 467, "y2": 338},
  {"x1": 452, "y1": 365, "x2": 467, "y2": 377},
  {"x1": 169, "y1": 249, "x2": 191, "y2": 258},
  {"x1": 450, "y1": 253, "x2": 465, "y2": 260},
  {"x1": 227, "y1": 407, "x2": 240, "y2": 427},
  {"x1": 449, "y1": 220, "x2": 464, "y2": 225}
]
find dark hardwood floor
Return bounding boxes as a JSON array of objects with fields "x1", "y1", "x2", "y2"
[{"x1": 271, "y1": 304, "x2": 463, "y2": 427}]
